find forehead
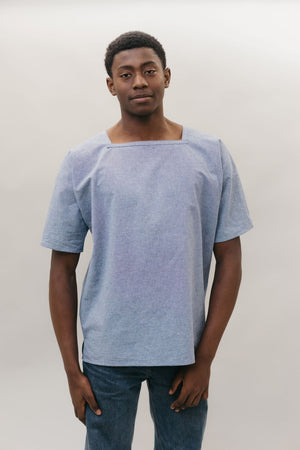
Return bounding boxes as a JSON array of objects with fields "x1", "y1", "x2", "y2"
[{"x1": 111, "y1": 47, "x2": 162, "y2": 72}]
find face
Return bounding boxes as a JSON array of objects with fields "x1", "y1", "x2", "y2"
[{"x1": 107, "y1": 47, "x2": 170, "y2": 118}]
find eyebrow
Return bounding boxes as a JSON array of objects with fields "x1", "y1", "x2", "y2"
[{"x1": 117, "y1": 61, "x2": 158, "y2": 70}]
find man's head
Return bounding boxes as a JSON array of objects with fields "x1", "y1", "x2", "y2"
[
  {"x1": 105, "y1": 31, "x2": 170, "y2": 119},
  {"x1": 105, "y1": 31, "x2": 166, "y2": 78}
]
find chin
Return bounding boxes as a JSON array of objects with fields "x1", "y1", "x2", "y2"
[
  {"x1": 129, "y1": 105, "x2": 159, "y2": 118},
  {"x1": 135, "y1": 111, "x2": 154, "y2": 117}
]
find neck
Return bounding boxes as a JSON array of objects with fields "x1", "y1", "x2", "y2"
[
  {"x1": 121, "y1": 114, "x2": 167, "y2": 140},
  {"x1": 107, "y1": 113, "x2": 182, "y2": 144}
]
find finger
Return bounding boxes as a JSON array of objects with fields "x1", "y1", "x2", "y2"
[
  {"x1": 178, "y1": 394, "x2": 195, "y2": 410},
  {"x1": 78, "y1": 414, "x2": 86, "y2": 425},
  {"x1": 191, "y1": 393, "x2": 202, "y2": 407},
  {"x1": 169, "y1": 374, "x2": 183, "y2": 395},
  {"x1": 82, "y1": 377, "x2": 102, "y2": 415},
  {"x1": 170, "y1": 390, "x2": 189, "y2": 411},
  {"x1": 75, "y1": 403, "x2": 86, "y2": 425},
  {"x1": 202, "y1": 388, "x2": 209, "y2": 400},
  {"x1": 85, "y1": 390, "x2": 102, "y2": 416},
  {"x1": 201, "y1": 386, "x2": 208, "y2": 400}
]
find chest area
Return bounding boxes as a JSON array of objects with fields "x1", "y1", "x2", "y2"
[
  {"x1": 74, "y1": 144, "x2": 221, "y2": 216},
  {"x1": 96, "y1": 145, "x2": 218, "y2": 198}
]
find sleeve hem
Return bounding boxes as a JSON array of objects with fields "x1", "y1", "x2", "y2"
[
  {"x1": 40, "y1": 239, "x2": 84, "y2": 253},
  {"x1": 214, "y1": 223, "x2": 253, "y2": 243}
]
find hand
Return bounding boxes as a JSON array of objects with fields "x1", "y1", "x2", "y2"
[
  {"x1": 67, "y1": 371, "x2": 101, "y2": 424},
  {"x1": 169, "y1": 361, "x2": 211, "y2": 412}
]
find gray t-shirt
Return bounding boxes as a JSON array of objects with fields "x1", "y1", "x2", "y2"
[{"x1": 41, "y1": 127, "x2": 253, "y2": 366}]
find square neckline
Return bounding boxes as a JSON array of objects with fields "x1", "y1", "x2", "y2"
[{"x1": 104, "y1": 126, "x2": 187, "y2": 146}]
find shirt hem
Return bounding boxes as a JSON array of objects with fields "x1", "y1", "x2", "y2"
[{"x1": 82, "y1": 355, "x2": 196, "y2": 367}]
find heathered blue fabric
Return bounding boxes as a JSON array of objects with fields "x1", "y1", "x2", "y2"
[{"x1": 41, "y1": 127, "x2": 253, "y2": 366}]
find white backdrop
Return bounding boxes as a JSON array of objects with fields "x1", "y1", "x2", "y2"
[{"x1": 1, "y1": 1, "x2": 299, "y2": 449}]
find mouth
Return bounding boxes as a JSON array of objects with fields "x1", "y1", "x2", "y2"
[{"x1": 130, "y1": 94, "x2": 153, "y2": 101}]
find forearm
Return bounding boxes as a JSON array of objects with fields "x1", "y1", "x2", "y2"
[
  {"x1": 48, "y1": 251, "x2": 101, "y2": 422},
  {"x1": 49, "y1": 253, "x2": 81, "y2": 376},
  {"x1": 195, "y1": 238, "x2": 242, "y2": 365}
]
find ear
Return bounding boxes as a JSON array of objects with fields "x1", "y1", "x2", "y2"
[
  {"x1": 163, "y1": 68, "x2": 171, "y2": 88},
  {"x1": 106, "y1": 77, "x2": 117, "y2": 96}
]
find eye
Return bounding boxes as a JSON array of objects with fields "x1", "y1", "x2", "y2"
[
  {"x1": 120, "y1": 73, "x2": 131, "y2": 78},
  {"x1": 145, "y1": 69, "x2": 156, "y2": 75}
]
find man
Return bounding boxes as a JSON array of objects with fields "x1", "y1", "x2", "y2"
[{"x1": 41, "y1": 31, "x2": 253, "y2": 449}]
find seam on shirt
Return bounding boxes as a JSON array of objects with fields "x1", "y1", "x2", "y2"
[
  {"x1": 68, "y1": 151, "x2": 89, "y2": 231},
  {"x1": 106, "y1": 140, "x2": 189, "y2": 149}
]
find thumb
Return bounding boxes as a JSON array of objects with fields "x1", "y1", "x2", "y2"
[
  {"x1": 85, "y1": 390, "x2": 102, "y2": 416},
  {"x1": 169, "y1": 372, "x2": 183, "y2": 395}
]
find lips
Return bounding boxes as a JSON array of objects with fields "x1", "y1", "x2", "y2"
[{"x1": 130, "y1": 94, "x2": 153, "y2": 100}]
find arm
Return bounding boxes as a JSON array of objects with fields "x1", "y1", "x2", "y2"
[
  {"x1": 49, "y1": 250, "x2": 101, "y2": 423},
  {"x1": 169, "y1": 236, "x2": 242, "y2": 411}
]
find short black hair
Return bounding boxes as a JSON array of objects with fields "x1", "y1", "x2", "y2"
[{"x1": 105, "y1": 31, "x2": 166, "y2": 78}]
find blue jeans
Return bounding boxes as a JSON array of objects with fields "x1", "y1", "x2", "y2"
[{"x1": 83, "y1": 362, "x2": 207, "y2": 450}]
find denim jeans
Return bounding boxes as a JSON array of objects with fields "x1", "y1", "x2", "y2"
[{"x1": 83, "y1": 362, "x2": 207, "y2": 450}]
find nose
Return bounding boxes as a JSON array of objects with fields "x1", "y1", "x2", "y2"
[{"x1": 132, "y1": 72, "x2": 148, "y2": 89}]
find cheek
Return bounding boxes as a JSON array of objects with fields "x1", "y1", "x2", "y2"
[
  {"x1": 113, "y1": 81, "x2": 126, "y2": 95},
  {"x1": 157, "y1": 84, "x2": 166, "y2": 98},
  {"x1": 115, "y1": 89, "x2": 127, "y2": 101}
]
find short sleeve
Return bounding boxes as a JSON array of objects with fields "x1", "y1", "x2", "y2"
[
  {"x1": 41, "y1": 152, "x2": 88, "y2": 253},
  {"x1": 215, "y1": 140, "x2": 253, "y2": 243}
]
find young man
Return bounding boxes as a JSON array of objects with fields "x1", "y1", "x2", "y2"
[{"x1": 41, "y1": 31, "x2": 253, "y2": 449}]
